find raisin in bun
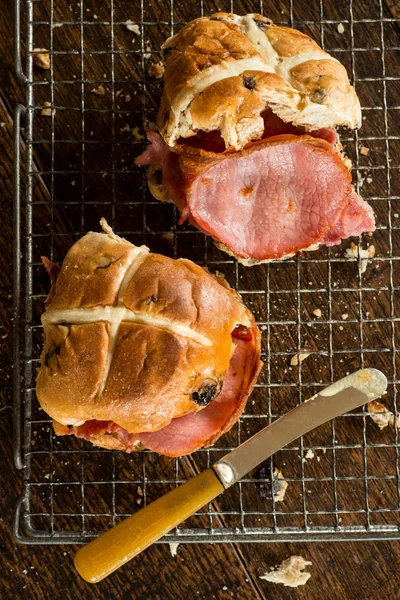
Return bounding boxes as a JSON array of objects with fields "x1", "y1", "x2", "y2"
[{"x1": 36, "y1": 219, "x2": 262, "y2": 456}]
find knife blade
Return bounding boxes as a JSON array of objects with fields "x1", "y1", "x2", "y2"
[
  {"x1": 74, "y1": 368, "x2": 387, "y2": 583},
  {"x1": 213, "y1": 368, "x2": 387, "y2": 487}
]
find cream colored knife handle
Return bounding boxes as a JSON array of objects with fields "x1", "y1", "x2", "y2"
[{"x1": 74, "y1": 469, "x2": 224, "y2": 583}]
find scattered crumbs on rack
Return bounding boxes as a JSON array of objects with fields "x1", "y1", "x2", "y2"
[
  {"x1": 41, "y1": 102, "x2": 55, "y2": 117},
  {"x1": 312, "y1": 308, "x2": 322, "y2": 318},
  {"x1": 261, "y1": 324, "x2": 267, "y2": 331},
  {"x1": 144, "y1": 120, "x2": 158, "y2": 132},
  {"x1": 120, "y1": 123, "x2": 131, "y2": 133},
  {"x1": 132, "y1": 127, "x2": 144, "y2": 141},
  {"x1": 356, "y1": 170, "x2": 373, "y2": 188},
  {"x1": 341, "y1": 313, "x2": 349, "y2": 320},
  {"x1": 52, "y1": 22, "x2": 63, "y2": 28},
  {"x1": 394, "y1": 213, "x2": 399, "y2": 219},
  {"x1": 91, "y1": 84, "x2": 106, "y2": 96},
  {"x1": 290, "y1": 350, "x2": 311, "y2": 366},
  {"x1": 304, "y1": 449, "x2": 315, "y2": 461},
  {"x1": 32, "y1": 48, "x2": 50, "y2": 70},
  {"x1": 143, "y1": 44, "x2": 152, "y2": 59},
  {"x1": 360, "y1": 145, "x2": 370, "y2": 156},
  {"x1": 255, "y1": 465, "x2": 288, "y2": 503},
  {"x1": 148, "y1": 62, "x2": 165, "y2": 79},
  {"x1": 337, "y1": 23, "x2": 345, "y2": 34},
  {"x1": 126, "y1": 20, "x2": 140, "y2": 35},
  {"x1": 260, "y1": 556, "x2": 312, "y2": 588},
  {"x1": 367, "y1": 400, "x2": 400, "y2": 430},
  {"x1": 169, "y1": 542, "x2": 179, "y2": 557},
  {"x1": 137, "y1": 486, "x2": 143, "y2": 503},
  {"x1": 344, "y1": 242, "x2": 375, "y2": 274},
  {"x1": 0, "y1": 122, "x2": 5, "y2": 127},
  {"x1": 71, "y1": 180, "x2": 76, "y2": 186},
  {"x1": 116, "y1": 89, "x2": 131, "y2": 103}
]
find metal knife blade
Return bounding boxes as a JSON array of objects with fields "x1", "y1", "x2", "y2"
[{"x1": 213, "y1": 368, "x2": 387, "y2": 488}]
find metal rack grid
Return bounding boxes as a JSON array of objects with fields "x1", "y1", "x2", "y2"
[{"x1": 13, "y1": 0, "x2": 400, "y2": 544}]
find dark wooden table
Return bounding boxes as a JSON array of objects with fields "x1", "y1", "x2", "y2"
[{"x1": 1, "y1": 0, "x2": 400, "y2": 598}]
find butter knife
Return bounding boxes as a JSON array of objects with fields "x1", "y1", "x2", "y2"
[{"x1": 74, "y1": 368, "x2": 387, "y2": 583}]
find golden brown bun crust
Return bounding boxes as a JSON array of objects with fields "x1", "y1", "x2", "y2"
[
  {"x1": 157, "y1": 13, "x2": 361, "y2": 149},
  {"x1": 36, "y1": 226, "x2": 255, "y2": 434}
]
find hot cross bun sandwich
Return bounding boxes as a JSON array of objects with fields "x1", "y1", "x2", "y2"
[
  {"x1": 36, "y1": 220, "x2": 262, "y2": 457},
  {"x1": 136, "y1": 13, "x2": 375, "y2": 264}
]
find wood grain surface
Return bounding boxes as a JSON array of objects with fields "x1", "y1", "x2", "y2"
[{"x1": 1, "y1": 0, "x2": 400, "y2": 598}]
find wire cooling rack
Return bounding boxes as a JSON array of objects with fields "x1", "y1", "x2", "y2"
[{"x1": 13, "y1": 0, "x2": 400, "y2": 544}]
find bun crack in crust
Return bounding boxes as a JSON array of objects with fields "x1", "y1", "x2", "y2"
[
  {"x1": 37, "y1": 220, "x2": 262, "y2": 456},
  {"x1": 158, "y1": 13, "x2": 361, "y2": 149}
]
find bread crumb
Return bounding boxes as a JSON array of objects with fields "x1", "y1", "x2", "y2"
[
  {"x1": 52, "y1": 22, "x2": 63, "y2": 28},
  {"x1": 341, "y1": 313, "x2": 349, "y2": 320},
  {"x1": 169, "y1": 542, "x2": 179, "y2": 557},
  {"x1": 71, "y1": 180, "x2": 76, "y2": 186},
  {"x1": 41, "y1": 102, "x2": 55, "y2": 117},
  {"x1": 337, "y1": 23, "x2": 345, "y2": 34},
  {"x1": 255, "y1": 465, "x2": 288, "y2": 503},
  {"x1": 126, "y1": 21, "x2": 140, "y2": 35},
  {"x1": 260, "y1": 556, "x2": 312, "y2": 588},
  {"x1": 148, "y1": 62, "x2": 165, "y2": 79},
  {"x1": 161, "y1": 232, "x2": 175, "y2": 247},
  {"x1": 91, "y1": 85, "x2": 106, "y2": 96},
  {"x1": 360, "y1": 145, "x2": 370, "y2": 156},
  {"x1": 143, "y1": 44, "x2": 152, "y2": 59},
  {"x1": 304, "y1": 449, "x2": 315, "y2": 460},
  {"x1": 290, "y1": 352, "x2": 311, "y2": 366},
  {"x1": 145, "y1": 120, "x2": 158, "y2": 132},
  {"x1": 33, "y1": 48, "x2": 50, "y2": 70},
  {"x1": 345, "y1": 242, "x2": 375, "y2": 274},
  {"x1": 273, "y1": 471, "x2": 288, "y2": 503},
  {"x1": 368, "y1": 400, "x2": 400, "y2": 430},
  {"x1": 132, "y1": 126, "x2": 144, "y2": 141},
  {"x1": 312, "y1": 308, "x2": 322, "y2": 318},
  {"x1": 357, "y1": 171, "x2": 365, "y2": 188}
]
